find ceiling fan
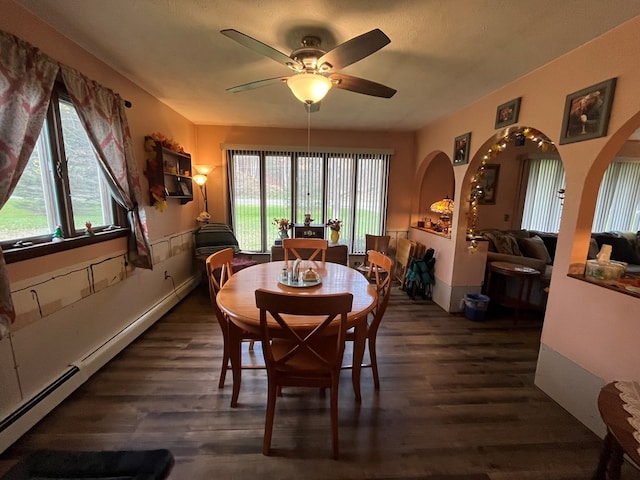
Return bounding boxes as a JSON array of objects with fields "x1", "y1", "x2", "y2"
[{"x1": 220, "y1": 28, "x2": 396, "y2": 111}]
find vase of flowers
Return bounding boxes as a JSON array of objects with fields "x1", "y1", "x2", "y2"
[
  {"x1": 326, "y1": 218, "x2": 342, "y2": 244},
  {"x1": 273, "y1": 218, "x2": 292, "y2": 239}
]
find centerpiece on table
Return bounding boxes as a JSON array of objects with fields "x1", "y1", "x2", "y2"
[{"x1": 326, "y1": 218, "x2": 342, "y2": 244}]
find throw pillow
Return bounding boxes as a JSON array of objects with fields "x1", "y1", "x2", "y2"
[
  {"x1": 480, "y1": 231, "x2": 499, "y2": 252},
  {"x1": 517, "y1": 235, "x2": 552, "y2": 264},
  {"x1": 493, "y1": 232, "x2": 522, "y2": 256}
]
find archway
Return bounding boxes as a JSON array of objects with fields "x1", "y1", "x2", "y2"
[
  {"x1": 462, "y1": 126, "x2": 559, "y2": 240},
  {"x1": 572, "y1": 112, "x2": 640, "y2": 290},
  {"x1": 459, "y1": 126, "x2": 561, "y2": 316},
  {"x1": 418, "y1": 152, "x2": 455, "y2": 234}
]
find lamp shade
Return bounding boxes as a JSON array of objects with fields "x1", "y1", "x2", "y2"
[
  {"x1": 287, "y1": 73, "x2": 332, "y2": 104},
  {"x1": 193, "y1": 174, "x2": 207, "y2": 187},
  {"x1": 194, "y1": 164, "x2": 214, "y2": 175},
  {"x1": 430, "y1": 197, "x2": 454, "y2": 215}
]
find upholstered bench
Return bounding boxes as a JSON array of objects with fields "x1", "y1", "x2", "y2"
[
  {"x1": 193, "y1": 223, "x2": 258, "y2": 283},
  {"x1": 0, "y1": 449, "x2": 174, "y2": 480}
]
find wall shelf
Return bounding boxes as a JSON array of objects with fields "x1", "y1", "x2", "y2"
[{"x1": 145, "y1": 136, "x2": 193, "y2": 205}]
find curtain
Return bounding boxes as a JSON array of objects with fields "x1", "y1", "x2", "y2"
[
  {"x1": 0, "y1": 31, "x2": 59, "y2": 338},
  {"x1": 61, "y1": 66, "x2": 152, "y2": 269}
]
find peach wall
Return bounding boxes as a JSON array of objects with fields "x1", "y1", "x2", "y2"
[
  {"x1": 414, "y1": 15, "x2": 640, "y2": 414},
  {"x1": 194, "y1": 125, "x2": 416, "y2": 230}
]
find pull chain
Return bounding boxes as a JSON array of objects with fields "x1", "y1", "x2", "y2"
[{"x1": 306, "y1": 105, "x2": 311, "y2": 214}]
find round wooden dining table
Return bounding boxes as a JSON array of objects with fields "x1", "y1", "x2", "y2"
[{"x1": 216, "y1": 260, "x2": 377, "y2": 407}]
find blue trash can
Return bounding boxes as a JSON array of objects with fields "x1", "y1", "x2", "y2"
[{"x1": 463, "y1": 293, "x2": 490, "y2": 321}]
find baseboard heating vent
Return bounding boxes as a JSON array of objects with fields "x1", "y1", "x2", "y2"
[{"x1": 0, "y1": 366, "x2": 79, "y2": 433}]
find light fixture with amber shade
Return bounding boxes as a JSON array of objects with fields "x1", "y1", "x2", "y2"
[
  {"x1": 286, "y1": 73, "x2": 332, "y2": 105},
  {"x1": 430, "y1": 196, "x2": 454, "y2": 232}
]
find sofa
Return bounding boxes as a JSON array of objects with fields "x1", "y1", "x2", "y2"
[
  {"x1": 589, "y1": 231, "x2": 640, "y2": 274},
  {"x1": 480, "y1": 229, "x2": 557, "y2": 311},
  {"x1": 480, "y1": 229, "x2": 640, "y2": 311}
]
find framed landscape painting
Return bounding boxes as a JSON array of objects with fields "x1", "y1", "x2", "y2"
[{"x1": 559, "y1": 78, "x2": 616, "y2": 144}]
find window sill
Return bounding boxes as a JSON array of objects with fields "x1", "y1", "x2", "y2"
[{"x1": 3, "y1": 228, "x2": 128, "y2": 264}]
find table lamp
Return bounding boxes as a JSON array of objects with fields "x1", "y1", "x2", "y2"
[{"x1": 430, "y1": 196, "x2": 454, "y2": 232}]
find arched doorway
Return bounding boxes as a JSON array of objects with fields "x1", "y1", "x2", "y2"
[
  {"x1": 461, "y1": 126, "x2": 561, "y2": 317},
  {"x1": 418, "y1": 152, "x2": 455, "y2": 233},
  {"x1": 573, "y1": 115, "x2": 640, "y2": 288}
]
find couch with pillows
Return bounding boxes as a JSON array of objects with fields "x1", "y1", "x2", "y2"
[
  {"x1": 589, "y1": 231, "x2": 640, "y2": 274},
  {"x1": 480, "y1": 229, "x2": 640, "y2": 311},
  {"x1": 480, "y1": 229, "x2": 557, "y2": 311}
]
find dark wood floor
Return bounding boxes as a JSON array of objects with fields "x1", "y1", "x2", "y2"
[{"x1": 1, "y1": 284, "x2": 639, "y2": 479}]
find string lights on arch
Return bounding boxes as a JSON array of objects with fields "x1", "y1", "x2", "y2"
[{"x1": 466, "y1": 127, "x2": 556, "y2": 249}]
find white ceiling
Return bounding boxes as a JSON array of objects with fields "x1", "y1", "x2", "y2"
[{"x1": 14, "y1": 0, "x2": 640, "y2": 131}]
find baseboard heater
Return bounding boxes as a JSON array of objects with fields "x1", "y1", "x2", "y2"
[
  {"x1": 0, "y1": 277, "x2": 198, "y2": 453},
  {"x1": 0, "y1": 366, "x2": 79, "y2": 433}
]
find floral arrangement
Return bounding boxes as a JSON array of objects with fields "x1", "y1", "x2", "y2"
[
  {"x1": 273, "y1": 218, "x2": 292, "y2": 232},
  {"x1": 149, "y1": 132, "x2": 186, "y2": 154},
  {"x1": 326, "y1": 218, "x2": 342, "y2": 232},
  {"x1": 144, "y1": 133, "x2": 186, "y2": 212}
]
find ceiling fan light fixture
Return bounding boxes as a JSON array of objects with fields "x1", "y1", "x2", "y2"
[{"x1": 287, "y1": 73, "x2": 332, "y2": 104}]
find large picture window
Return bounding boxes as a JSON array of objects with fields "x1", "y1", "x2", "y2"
[{"x1": 227, "y1": 148, "x2": 391, "y2": 253}]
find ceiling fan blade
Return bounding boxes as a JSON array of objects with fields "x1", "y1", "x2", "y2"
[
  {"x1": 330, "y1": 73, "x2": 396, "y2": 98},
  {"x1": 221, "y1": 29, "x2": 304, "y2": 71},
  {"x1": 226, "y1": 76, "x2": 289, "y2": 93},
  {"x1": 305, "y1": 102, "x2": 321, "y2": 113},
  {"x1": 317, "y1": 28, "x2": 390, "y2": 72}
]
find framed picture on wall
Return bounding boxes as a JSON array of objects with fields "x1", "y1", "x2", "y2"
[
  {"x1": 494, "y1": 97, "x2": 521, "y2": 128},
  {"x1": 559, "y1": 78, "x2": 617, "y2": 144},
  {"x1": 453, "y1": 132, "x2": 471, "y2": 166},
  {"x1": 478, "y1": 164, "x2": 500, "y2": 205}
]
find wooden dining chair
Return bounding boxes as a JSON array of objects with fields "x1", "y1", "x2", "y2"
[
  {"x1": 346, "y1": 250, "x2": 394, "y2": 390},
  {"x1": 356, "y1": 234, "x2": 391, "y2": 275},
  {"x1": 282, "y1": 238, "x2": 328, "y2": 263},
  {"x1": 206, "y1": 248, "x2": 261, "y2": 391},
  {"x1": 254, "y1": 289, "x2": 353, "y2": 459}
]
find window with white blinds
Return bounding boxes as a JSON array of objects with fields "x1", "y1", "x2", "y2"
[
  {"x1": 521, "y1": 157, "x2": 566, "y2": 232},
  {"x1": 592, "y1": 160, "x2": 640, "y2": 232},
  {"x1": 226, "y1": 148, "x2": 390, "y2": 253},
  {"x1": 521, "y1": 157, "x2": 640, "y2": 233}
]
